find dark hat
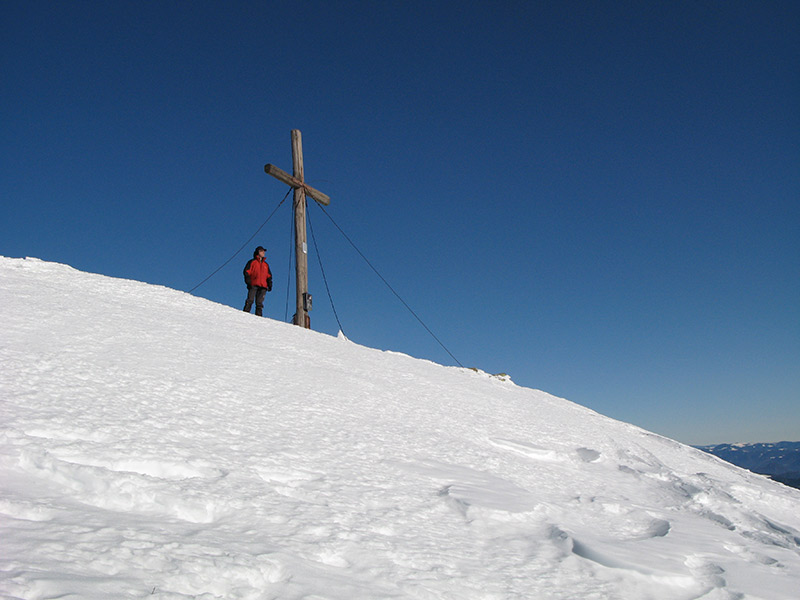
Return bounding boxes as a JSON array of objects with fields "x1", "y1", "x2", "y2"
[{"x1": 253, "y1": 246, "x2": 266, "y2": 257}]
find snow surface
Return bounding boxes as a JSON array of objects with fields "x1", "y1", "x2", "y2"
[{"x1": 1, "y1": 256, "x2": 799, "y2": 600}]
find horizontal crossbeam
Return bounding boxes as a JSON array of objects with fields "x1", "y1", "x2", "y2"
[{"x1": 264, "y1": 163, "x2": 331, "y2": 206}]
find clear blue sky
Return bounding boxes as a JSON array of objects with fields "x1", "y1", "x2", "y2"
[{"x1": 2, "y1": 1, "x2": 798, "y2": 445}]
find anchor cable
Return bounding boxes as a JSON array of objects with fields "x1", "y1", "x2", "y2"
[
  {"x1": 284, "y1": 203, "x2": 295, "y2": 322},
  {"x1": 316, "y1": 204, "x2": 463, "y2": 368},
  {"x1": 188, "y1": 181, "x2": 462, "y2": 368},
  {"x1": 188, "y1": 188, "x2": 292, "y2": 293},
  {"x1": 307, "y1": 204, "x2": 345, "y2": 335}
]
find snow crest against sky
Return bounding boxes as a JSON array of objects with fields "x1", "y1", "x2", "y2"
[
  {"x1": 0, "y1": 2, "x2": 798, "y2": 444},
  {"x1": 1, "y1": 256, "x2": 800, "y2": 599}
]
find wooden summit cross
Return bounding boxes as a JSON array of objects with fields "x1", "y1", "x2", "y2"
[{"x1": 264, "y1": 130, "x2": 331, "y2": 329}]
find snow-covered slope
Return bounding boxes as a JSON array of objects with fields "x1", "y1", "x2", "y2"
[{"x1": 1, "y1": 256, "x2": 799, "y2": 600}]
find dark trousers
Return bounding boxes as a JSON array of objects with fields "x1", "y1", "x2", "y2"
[{"x1": 243, "y1": 286, "x2": 267, "y2": 316}]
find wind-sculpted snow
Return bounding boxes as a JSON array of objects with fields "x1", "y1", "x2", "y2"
[{"x1": 1, "y1": 256, "x2": 799, "y2": 599}]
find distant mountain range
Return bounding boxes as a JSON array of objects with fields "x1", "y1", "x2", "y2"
[{"x1": 696, "y1": 441, "x2": 800, "y2": 490}]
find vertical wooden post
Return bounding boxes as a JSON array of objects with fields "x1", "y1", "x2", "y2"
[
  {"x1": 291, "y1": 129, "x2": 310, "y2": 328},
  {"x1": 265, "y1": 130, "x2": 328, "y2": 329}
]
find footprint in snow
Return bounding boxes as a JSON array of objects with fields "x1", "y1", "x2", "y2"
[
  {"x1": 575, "y1": 447, "x2": 601, "y2": 463},
  {"x1": 254, "y1": 464, "x2": 328, "y2": 503},
  {"x1": 17, "y1": 449, "x2": 220, "y2": 524},
  {"x1": 489, "y1": 438, "x2": 566, "y2": 462},
  {"x1": 0, "y1": 498, "x2": 57, "y2": 522},
  {"x1": 23, "y1": 426, "x2": 114, "y2": 443},
  {"x1": 684, "y1": 553, "x2": 728, "y2": 589},
  {"x1": 254, "y1": 465, "x2": 325, "y2": 486},
  {"x1": 489, "y1": 438, "x2": 604, "y2": 467},
  {"x1": 47, "y1": 449, "x2": 225, "y2": 481}
]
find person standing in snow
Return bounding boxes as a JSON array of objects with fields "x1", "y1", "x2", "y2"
[{"x1": 243, "y1": 246, "x2": 272, "y2": 316}]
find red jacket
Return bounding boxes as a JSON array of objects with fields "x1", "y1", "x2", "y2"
[{"x1": 244, "y1": 257, "x2": 272, "y2": 289}]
